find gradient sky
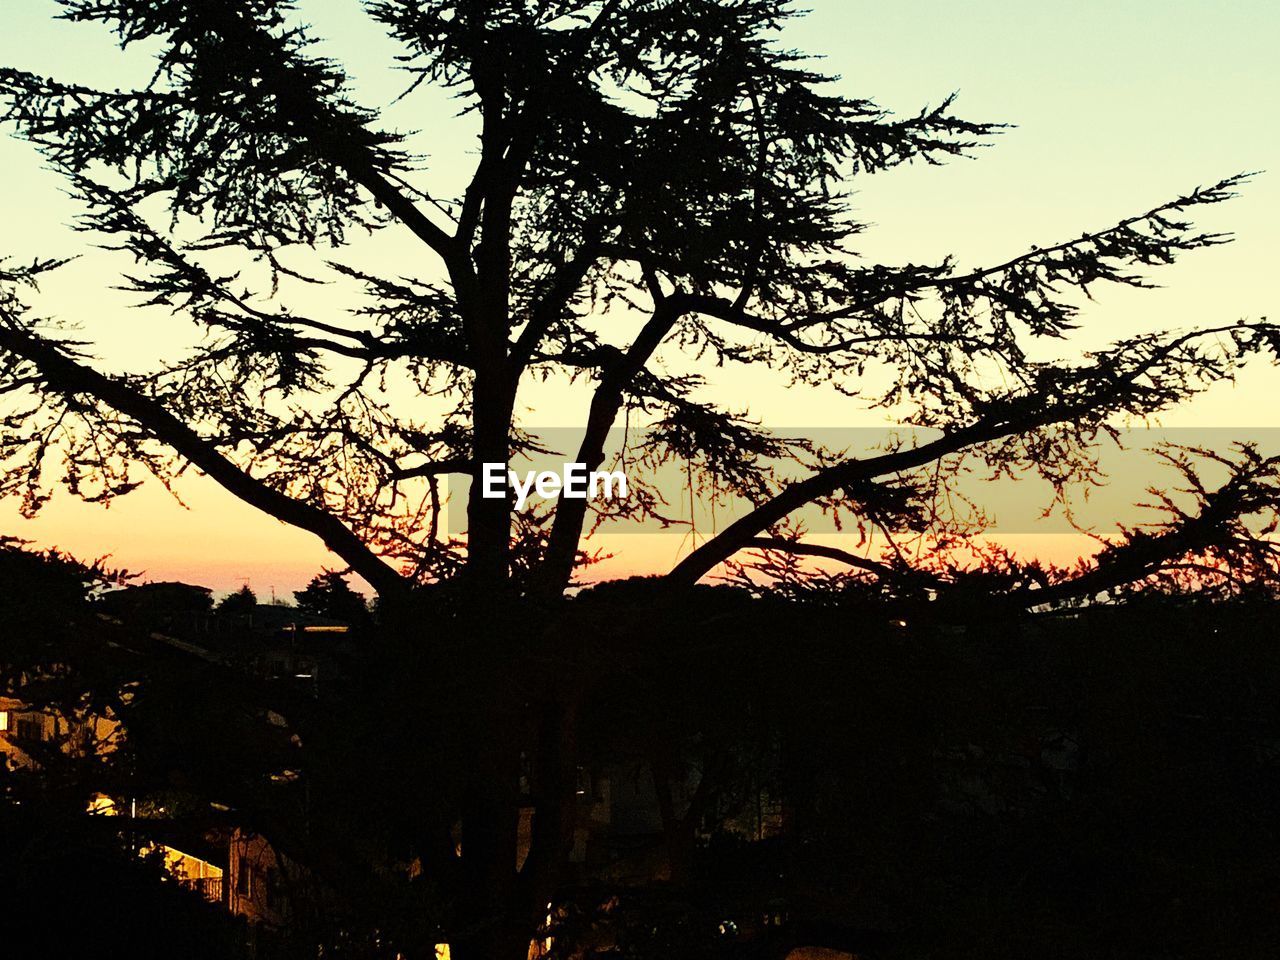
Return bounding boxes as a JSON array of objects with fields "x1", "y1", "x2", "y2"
[{"x1": 0, "y1": 0, "x2": 1276, "y2": 596}]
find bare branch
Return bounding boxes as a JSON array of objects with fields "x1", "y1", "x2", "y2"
[
  {"x1": 0, "y1": 325, "x2": 408, "y2": 597},
  {"x1": 667, "y1": 322, "x2": 1280, "y2": 586}
]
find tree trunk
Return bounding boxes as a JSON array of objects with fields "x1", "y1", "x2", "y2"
[
  {"x1": 443, "y1": 603, "x2": 581, "y2": 960},
  {"x1": 452, "y1": 693, "x2": 525, "y2": 960},
  {"x1": 465, "y1": 367, "x2": 515, "y2": 591},
  {"x1": 521, "y1": 697, "x2": 581, "y2": 936},
  {"x1": 651, "y1": 753, "x2": 697, "y2": 887}
]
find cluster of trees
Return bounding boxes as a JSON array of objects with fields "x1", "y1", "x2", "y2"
[
  {"x1": 5, "y1": 536, "x2": 1280, "y2": 959},
  {"x1": 214, "y1": 570, "x2": 371, "y2": 624},
  {"x1": 0, "y1": 2, "x2": 1277, "y2": 958},
  {"x1": 0, "y1": 539, "x2": 237, "y2": 956}
]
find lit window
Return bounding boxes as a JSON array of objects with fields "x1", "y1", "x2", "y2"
[{"x1": 0, "y1": 711, "x2": 8, "y2": 732}]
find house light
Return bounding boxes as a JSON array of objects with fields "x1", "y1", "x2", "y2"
[{"x1": 87, "y1": 793, "x2": 117, "y2": 815}]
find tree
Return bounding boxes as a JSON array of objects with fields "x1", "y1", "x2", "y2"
[
  {"x1": 294, "y1": 569, "x2": 369, "y2": 624},
  {"x1": 2, "y1": 2, "x2": 1278, "y2": 956},
  {"x1": 216, "y1": 583, "x2": 258, "y2": 617},
  {"x1": 0, "y1": 538, "x2": 357, "y2": 958}
]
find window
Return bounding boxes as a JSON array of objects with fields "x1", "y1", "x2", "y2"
[{"x1": 0, "y1": 711, "x2": 8, "y2": 732}]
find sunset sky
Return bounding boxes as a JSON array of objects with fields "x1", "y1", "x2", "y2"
[{"x1": 1, "y1": 0, "x2": 1276, "y2": 596}]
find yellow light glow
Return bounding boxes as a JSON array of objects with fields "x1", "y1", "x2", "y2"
[{"x1": 86, "y1": 793, "x2": 117, "y2": 815}]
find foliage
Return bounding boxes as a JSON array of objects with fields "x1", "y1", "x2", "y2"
[
  {"x1": 217, "y1": 584, "x2": 259, "y2": 617},
  {"x1": 0, "y1": 0, "x2": 1273, "y2": 599},
  {"x1": 1, "y1": 4, "x2": 1279, "y2": 959},
  {"x1": 293, "y1": 569, "x2": 370, "y2": 624}
]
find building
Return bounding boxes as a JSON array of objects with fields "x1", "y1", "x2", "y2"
[{"x1": 0, "y1": 693, "x2": 121, "y2": 771}]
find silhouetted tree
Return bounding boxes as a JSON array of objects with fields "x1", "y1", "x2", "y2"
[
  {"x1": 293, "y1": 569, "x2": 369, "y2": 624},
  {"x1": 0, "y1": 539, "x2": 374, "y2": 958},
  {"x1": 2, "y1": 2, "x2": 1279, "y2": 957},
  {"x1": 216, "y1": 583, "x2": 258, "y2": 617},
  {"x1": 0, "y1": 801, "x2": 240, "y2": 960}
]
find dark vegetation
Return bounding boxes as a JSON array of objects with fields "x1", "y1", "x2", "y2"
[
  {"x1": 1, "y1": 2, "x2": 1278, "y2": 957},
  {"x1": 4, "y1": 539, "x2": 1280, "y2": 958}
]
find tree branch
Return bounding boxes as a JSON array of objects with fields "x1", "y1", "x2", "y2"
[
  {"x1": 666, "y1": 322, "x2": 1280, "y2": 586},
  {"x1": 0, "y1": 326, "x2": 408, "y2": 597},
  {"x1": 536, "y1": 296, "x2": 685, "y2": 593},
  {"x1": 745, "y1": 537, "x2": 902, "y2": 581}
]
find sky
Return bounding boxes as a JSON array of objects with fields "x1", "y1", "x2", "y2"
[{"x1": 0, "y1": 0, "x2": 1276, "y2": 596}]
